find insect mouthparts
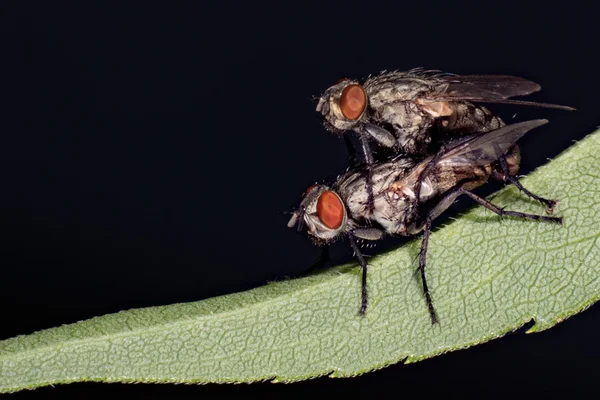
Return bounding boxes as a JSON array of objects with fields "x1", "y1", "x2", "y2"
[
  {"x1": 287, "y1": 213, "x2": 299, "y2": 228},
  {"x1": 316, "y1": 98, "x2": 329, "y2": 115}
]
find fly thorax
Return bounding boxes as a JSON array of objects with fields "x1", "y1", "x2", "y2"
[
  {"x1": 375, "y1": 103, "x2": 432, "y2": 154},
  {"x1": 370, "y1": 187, "x2": 414, "y2": 236}
]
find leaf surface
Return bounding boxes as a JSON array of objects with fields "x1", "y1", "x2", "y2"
[{"x1": 1, "y1": 129, "x2": 600, "y2": 393}]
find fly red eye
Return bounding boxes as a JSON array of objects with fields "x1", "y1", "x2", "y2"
[
  {"x1": 316, "y1": 190, "x2": 344, "y2": 229},
  {"x1": 339, "y1": 84, "x2": 366, "y2": 120}
]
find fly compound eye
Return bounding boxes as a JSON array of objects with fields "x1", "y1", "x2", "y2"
[
  {"x1": 339, "y1": 84, "x2": 366, "y2": 120},
  {"x1": 316, "y1": 190, "x2": 344, "y2": 229}
]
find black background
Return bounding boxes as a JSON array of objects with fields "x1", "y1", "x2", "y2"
[{"x1": 0, "y1": 1, "x2": 599, "y2": 398}]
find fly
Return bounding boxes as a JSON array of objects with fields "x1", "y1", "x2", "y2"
[
  {"x1": 316, "y1": 69, "x2": 574, "y2": 213},
  {"x1": 288, "y1": 119, "x2": 563, "y2": 323}
]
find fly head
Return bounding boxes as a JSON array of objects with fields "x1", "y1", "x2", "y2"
[
  {"x1": 287, "y1": 184, "x2": 348, "y2": 242},
  {"x1": 316, "y1": 78, "x2": 368, "y2": 133}
]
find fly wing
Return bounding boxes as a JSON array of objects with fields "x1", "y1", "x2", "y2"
[
  {"x1": 440, "y1": 75, "x2": 541, "y2": 99},
  {"x1": 426, "y1": 75, "x2": 574, "y2": 110},
  {"x1": 437, "y1": 119, "x2": 548, "y2": 168}
]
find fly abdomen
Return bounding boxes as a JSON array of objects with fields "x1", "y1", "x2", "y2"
[{"x1": 440, "y1": 102, "x2": 505, "y2": 135}]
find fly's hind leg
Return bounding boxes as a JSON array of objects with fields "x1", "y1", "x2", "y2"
[
  {"x1": 494, "y1": 146, "x2": 558, "y2": 214},
  {"x1": 459, "y1": 188, "x2": 563, "y2": 224},
  {"x1": 418, "y1": 185, "x2": 563, "y2": 325}
]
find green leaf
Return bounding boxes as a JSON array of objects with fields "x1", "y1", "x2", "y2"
[{"x1": 2, "y1": 129, "x2": 600, "y2": 393}]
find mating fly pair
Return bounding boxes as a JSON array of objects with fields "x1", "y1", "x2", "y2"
[{"x1": 288, "y1": 70, "x2": 571, "y2": 323}]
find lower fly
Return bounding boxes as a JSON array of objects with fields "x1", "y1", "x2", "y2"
[{"x1": 288, "y1": 120, "x2": 563, "y2": 323}]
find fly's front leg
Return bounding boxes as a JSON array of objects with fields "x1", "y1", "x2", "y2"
[
  {"x1": 495, "y1": 152, "x2": 558, "y2": 214},
  {"x1": 358, "y1": 123, "x2": 401, "y2": 214},
  {"x1": 347, "y1": 233, "x2": 369, "y2": 315},
  {"x1": 358, "y1": 133, "x2": 375, "y2": 214},
  {"x1": 363, "y1": 123, "x2": 397, "y2": 148},
  {"x1": 350, "y1": 227, "x2": 385, "y2": 314}
]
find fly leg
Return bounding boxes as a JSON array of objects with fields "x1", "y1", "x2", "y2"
[
  {"x1": 416, "y1": 187, "x2": 472, "y2": 324},
  {"x1": 418, "y1": 216, "x2": 438, "y2": 324},
  {"x1": 459, "y1": 188, "x2": 563, "y2": 224},
  {"x1": 347, "y1": 233, "x2": 369, "y2": 315},
  {"x1": 358, "y1": 134, "x2": 376, "y2": 214},
  {"x1": 496, "y1": 154, "x2": 557, "y2": 214},
  {"x1": 419, "y1": 185, "x2": 564, "y2": 324},
  {"x1": 357, "y1": 124, "x2": 398, "y2": 213}
]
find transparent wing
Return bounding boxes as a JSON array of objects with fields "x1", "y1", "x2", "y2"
[
  {"x1": 440, "y1": 75, "x2": 541, "y2": 99},
  {"x1": 426, "y1": 75, "x2": 574, "y2": 110},
  {"x1": 437, "y1": 119, "x2": 548, "y2": 168}
]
